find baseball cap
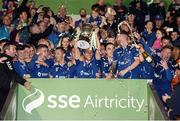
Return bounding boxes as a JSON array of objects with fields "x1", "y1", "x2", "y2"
[{"x1": 155, "y1": 15, "x2": 164, "y2": 20}]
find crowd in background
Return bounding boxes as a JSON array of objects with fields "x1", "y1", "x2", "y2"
[{"x1": 0, "y1": 0, "x2": 179, "y2": 119}]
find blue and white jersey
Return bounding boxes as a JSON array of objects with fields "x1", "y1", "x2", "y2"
[
  {"x1": 114, "y1": 46, "x2": 139, "y2": 79},
  {"x1": 75, "y1": 58, "x2": 100, "y2": 78},
  {"x1": 49, "y1": 63, "x2": 69, "y2": 78},
  {"x1": 27, "y1": 54, "x2": 50, "y2": 78},
  {"x1": 13, "y1": 61, "x2": 30, "y2": 78},
  {"x1": 100, "y1": 57, "x2": 113, "y2": 78},
  {"x1": 30, "y1": 64, "x2": 50, "y2": 78},
  {"x1": 152, "y1": 55, "x2": 174, "y2": 97}
]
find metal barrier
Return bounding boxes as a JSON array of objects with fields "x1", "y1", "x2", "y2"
[
  {"x1": 148, "y1": 83, "x2": 169, "y2": 120},
  {"x1": 0, "y1": 82, "x2": 17, "y2": 120}
]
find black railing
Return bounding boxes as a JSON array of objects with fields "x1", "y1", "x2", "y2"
[{"x1": 0, "y1": 82, "x2": 18, "y2": 120}]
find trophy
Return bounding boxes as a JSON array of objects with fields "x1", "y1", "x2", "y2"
[{"x1": 74, "y1": 23, "x2": 97, "y2": 49}]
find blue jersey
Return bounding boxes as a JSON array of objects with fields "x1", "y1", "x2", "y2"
[
  {"x1": 65, "y1": 48, "x2": 72, "y2": 62},
  {"x1": 138, "y1": 61, "x2": 154, "y2": 79},
  {"x1": 75, "y1": 58, "x2": 100, "y2": 78},
  {"x1": 13, "y1": 61, "x2": 30, "y2": 77},
  {"x1": 138, "y1": 38, "x2": 154, "y2": 79},
  {"x1": 152, "y1": 55, "x2": 174, "y2": 97},
  {"x1": 114, "y1": 46, "x2": 139, "y2": 79},
  {"x1": 141, "y1": 29, "x2": 156, "y2": 47},
  {"x1": 30, "y1": 64, "x2": 50, "y2": 78},
  {"x1": 49, "y1": 63, "x2": 69, "y2": 78},
  {"x1": 68, "y1": 64, "x2": 77, "y2": 78},
  {"x1": 48, "y1": 32, "x2": 59, "y2": 48},
  {"x1": 75, "y1": 19, "x2": 87, "y2": 28},
  {"x1": 27, "y1": 54, "x2": 50, "y2": 78},
  {"x1": 100, "y1": 57, "x2": 113, "y2": 78},
  {"x1": 88, "y1": 16, "x2": 102, "y2": 26}
]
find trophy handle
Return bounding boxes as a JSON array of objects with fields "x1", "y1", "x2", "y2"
[{"x1": 117, "y1": 21, "x2": 137, "y2": 46}]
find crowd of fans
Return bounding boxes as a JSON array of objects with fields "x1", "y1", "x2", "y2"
[{"x1": 0, "y1": 0, "x2": 179, "y2": 119}]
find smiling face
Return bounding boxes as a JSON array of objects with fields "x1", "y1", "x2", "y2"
[
  {"x1": 17, "y1": 49, "x2": 25, "y2": 61},
  {"x1": 20, "y1": 11, "x2": 28, "y2": 22},
  {"x1": 91, "y1": 10, "x2": 99, "y2": 18},
  {"x1": 3, "y1": 15, "x2": 11, "y2": 26},
  {"x1": 120, "y1": 24, "x2": 129, "y2": 32},
  {"x1": 127, "y1": 14, "x2": 135, "y2": 23},
  {"x1": 5, "y1": 45, "x2": 17, "y2": 57},
  {"x1": 84, "y1": 48, "x2": 93, "y2": 61},
  {"x1": 61, "y1": 37, "x2": 70, "y2": 49},
  {"x1": 39, "y1": 21, "x2": 47, "y2": 33},
  {"x1": 171, "y1": 32, "x2": 178, "y2": 41},
  {"x1": 161, "y1": 39, "x2": 171, "y2": 48},
  {"x1": 156, "y1": 30, "x2": 163, "y2": 39},
  {"x1": 58, "y1": 5, "x2": 67, "y2": 17},
  {"x1": 57, "y1": 22, "x2": 65, "y2": 32},
  {"x1": 7, "y1": 1, "x2": 14, "y2": 10},
  {"x1": 37, "y1": 46, "x2": 48, "y2": 60},
  {"x1": 106, "y1": 44, "x2": 114, "y2": 58},
  {"x1": 100, "y1": 29, "x2": 108, "y2": 39},
  {"x1": 24, "y1": 47, "x2": 31, "y2": 60},
  {"x1": 116, "y1": 33, "x2": 129, "y2": 48},
  {"x1": 161, "y1": 48, "x2": 172, "y2": 61},
  {"x1": 80, "y1": 9, "x2": 87, "y2": 18},
  {"x1": 31, "y1": 24, "x2": 40, "y2": 34},
  {"x1": 55, "y1": 49, "x2": 65, "y2": 61}
]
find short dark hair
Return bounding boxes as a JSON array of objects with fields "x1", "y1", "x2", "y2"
[
  {"x1": 161, "y1": 35, "x2": 171, "y2": 42},
  {"x1": 43, "y1": 14, "x2": 50, "y2": 19},
  {"x1": 100, "y1": 43, "x2": 106, "y2": 48},
  {"x1": 3, "y1": 42, "x2": 15, "y2": 52},
  {"x1": 162, "y1": 45, "x2": 173, "y2": 51},
  {"x1": 0, "y1": 39, "x2": 8, "y2": 44},
  {"x1": 16, "y1": 44, "x2": 25, "y2": 51},
  {"x1": 37, "y1": 44, "x2": 48, "y2": 51},
  {"x1": 116, "y1": 31, "x2": 129, "y2": 39},
  {"x1": 105, "y1": 43, "x2": 114, "y2": 50},
  {"x1": 119, "y1": 30, "x2": 129, "y2": 36},
  {"x1": 24, "y1": 44, "x2": 31, "y2": 49},
  {"x1": 145, "y1": 20, "x2": 153, "y2": 25},
  {"x1": 56, "y1": 47, "x2": 66, "y2": 54}
]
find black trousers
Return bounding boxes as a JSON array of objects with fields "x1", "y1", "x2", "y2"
[{"x1": 0, "y1": 89, "x2": 9, "y2": 112}]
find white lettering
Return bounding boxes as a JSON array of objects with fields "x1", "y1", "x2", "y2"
[
  {"x1": 69, "y1": 95, "x2": 80, "y2": 108},
  {"x1": 84, "y1": 95, "x2": 94, "y2": 108},
  {"x1": 58, "y1": 95, "x2": 68, "y2": 108},
  {"x1": 47, "y1": 95, "x2": 57, "y2": 108}
]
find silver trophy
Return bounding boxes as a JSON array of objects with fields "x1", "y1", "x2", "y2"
[{"x1": 74, "y1": 23, "x2": 97, "y2": 49}]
